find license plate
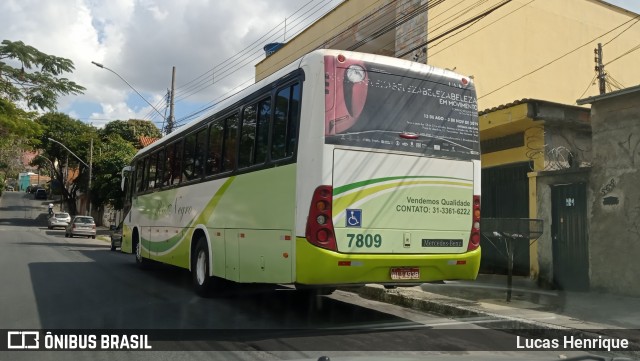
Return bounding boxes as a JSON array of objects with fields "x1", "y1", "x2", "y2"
[{"x1": 390, "y1": 267, "x2": 420, "y2": 280}]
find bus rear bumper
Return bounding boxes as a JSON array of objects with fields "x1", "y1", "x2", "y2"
[{"x1": 295, "y1": 237, "x2": 481, "y2": 286}]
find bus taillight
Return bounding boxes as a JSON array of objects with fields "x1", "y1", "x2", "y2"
[
  {"x1": 306, "y1": 185, "x2": 337, "y2": 251},
  {"x1": 468, "y1": 195, "x2": 481, "y2": 252}
]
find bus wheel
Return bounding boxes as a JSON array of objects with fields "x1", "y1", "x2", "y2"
[
  {"x1": 134, "y1": 237, "x2": 146, "y2": 268},
  {"x1": 192, "y1": 238, "x2": 213, "y2": 297}
]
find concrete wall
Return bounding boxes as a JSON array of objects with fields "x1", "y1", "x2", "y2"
[
  {"x1": 588, "y1": 90, "x2": 640, "y2": 297},
  {"x1": 542, "y1": 125, "x2": 592, "y2": 171}
]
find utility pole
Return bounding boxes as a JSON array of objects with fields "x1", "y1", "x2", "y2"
[
  {"x1": 88, "y1": 138, "x2": 93, "y2": 216},
  {"x1": 64, "y1": 155, "x2": 68, "y2": 212},
  {"x1": 167, "y1": 66, "x2": 176, "y2": 134},
  {"x1": 595, "y1": 43, "x2": 606, "y2": 95}
]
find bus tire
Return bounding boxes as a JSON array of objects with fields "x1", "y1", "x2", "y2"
[
  {"x1": 134, "y1": 233, "x2": 147, "y2": 268},
  {"x1": 192, "y1": 238, "x2": 216, "y2": 297}
]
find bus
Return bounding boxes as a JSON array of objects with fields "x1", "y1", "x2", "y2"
[{"x1": 119, "y1": 49, "x2": 481, "y2": 296}]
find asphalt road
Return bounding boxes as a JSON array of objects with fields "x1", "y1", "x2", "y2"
[{"x1": 0, "y1": 191, "x2": 595, "y2": 361}]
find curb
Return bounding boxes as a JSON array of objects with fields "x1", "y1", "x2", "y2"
[{"x1": 341, "y1": 285, "x2": 640, "y2": 357}]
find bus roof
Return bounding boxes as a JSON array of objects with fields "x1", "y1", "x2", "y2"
[{"x1": 133, "y1": 49, "x2": 474, "y2": 160}]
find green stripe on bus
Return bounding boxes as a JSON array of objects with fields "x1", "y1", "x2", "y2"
[
  {"x1": 146, "y1": 177, "x2": 236, "y2": 254},
  {"x1": 333, "y1": 180, "x2": 473, "y2": 217},
  {"x1": 333, "y1": 175, "x2": 472, "y2": 195}
]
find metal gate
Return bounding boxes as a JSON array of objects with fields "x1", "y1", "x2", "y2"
[
  {"x1": 551, "y1": 183, "x2": 589, "y2": 291},
  {"x1": 480, "y1": 162, "x2": 531, "y2": 275}
]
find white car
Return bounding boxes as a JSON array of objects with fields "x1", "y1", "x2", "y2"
[{"x1": 48, "y1": 212, "x2": 71, "y2": 229}]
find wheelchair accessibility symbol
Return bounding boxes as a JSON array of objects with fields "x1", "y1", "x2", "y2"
[{"x1": 346, "y1": 209, "x2": 362, "y2": 228}]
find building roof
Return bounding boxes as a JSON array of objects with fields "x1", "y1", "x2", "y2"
[
  {"x1": 138, "y1": 136, "x2": 159, "y2": 148},
  {"x1": 479, "y1": 98, "x2": 589, "y2": 118},
  {"x1": 576, "y1": 84, "x2": 640, "y2": 105}
]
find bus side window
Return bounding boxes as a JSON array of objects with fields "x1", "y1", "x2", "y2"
[
  {"x1": 287, "y1": 83, "x2": 300, "y2": 157},
  {"x1": 147, "y1": 152, "x2": 157, "y2": 190},
  {"x1": 183, "y1": 132, "x2": 196, "y2": 181},
  {"x1": 256, "y1": 98, "x2": 271, "y2": 164},
  {"x1": 222, "y1": 113, "x2": 239, "y2": 171},
  {"x1": 172, "y1": 141, "x2": 183, "y2": 185},
  {"x1": 163, "y1": 145, "x2": 173, "y2": 186},
  {"x1": 135, "y1": 159, "x2": 145, "y2": 193},
  {"x1": 193, "y1": 128, "x2": 207, "y2": 179},
  {"x1": 207, "y1": 120, "x2": 223, "y2": 175},
  {"x1": 239, "y1": 104, "x2": 257, "y2": 168},
  {"x1": 155, "y1": 148, "x2": 164, "y2": 189},
  {"x1": 272, "y1": 83, "x2": 299, "y2": 160}
]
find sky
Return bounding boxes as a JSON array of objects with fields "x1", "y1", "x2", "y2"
[
  {"x1": 1, "y1": 0, "x2": 639, "y2": 132},
  {"x1": 0, "y1": 0, "x2": 344, "y2": 130}
]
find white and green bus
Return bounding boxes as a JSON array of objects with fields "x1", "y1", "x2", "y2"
[{"x1": 120, "y1": 49, "x2": 481, "y2": 296}]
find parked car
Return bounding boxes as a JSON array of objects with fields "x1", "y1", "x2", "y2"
[
  {"x1": 65, "y1": 216, "x2": 96, "y2": 239},
  {"x1": 110, "y1": 224, "x2": 123, "y2": 251},
  {"x1": 6, "y1": 185, "x2": 14, "y2": 191},
  {"x1": 48, "y1": 212, "x2": 71, "y2": 229},
  {"x1": 34, "y1": 188, "x2": 47, "y2": 200}
]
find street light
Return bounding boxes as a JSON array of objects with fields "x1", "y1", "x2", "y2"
[
  {"x1": 48, "y1": 137, "x2": 93, "y2": 216},
  {"x1": 91, "y1": 61, "x2": 166, "y2": 120}
]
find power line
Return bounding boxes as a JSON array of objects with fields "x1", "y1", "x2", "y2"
[
  {"x1": 347, "y1": 0, "x2": 444, "y2": 52},
  {"x1": 174, "y1": 0, "x2": 521, "y2": 127},
  {"x1": 174, "y1": 0, "x2": 317, "y2": 93},
  {"x1": 577, "y1": 74, "x2": 597, "y2": 99},
  {"x1": 173, "y1": 0, "x2": 421, "y2": 124},
  {"x1": 174, "y1": 0, "x2": 496, "y2": 125},
  {"x1": 604, "y1": 41, "x2": 640, "y2": 66},
  {"x1": 602, "y1": 17, "x2": 640, "y2": 47},
  {"x1": 480, "y1": 13, "x2": 640, "y2": 99},
  {"x1": 399, "y1": 0, "x2": 513, "y2": 58},
  {"x1": 358, "y1": 0, "x2": 478, "y2": 58},
  {"x1": 173, "y1": 0, "x2": 388, "y2": 106},
  {"x1": 254, "y1": 0, "x2": 397, "y2": 79},
  {"x1": 428, "y1": 0, "x2": 535, "y2": 57},
  {"x1": 173, "y1": 0, "x2": 333, "y2": 100}
]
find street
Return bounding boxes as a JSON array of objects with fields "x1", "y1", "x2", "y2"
[{"x1": 0, "y1": 191, "x2": 592, "y2": 360}]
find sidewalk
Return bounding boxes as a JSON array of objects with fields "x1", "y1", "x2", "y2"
[{"x1": 345, "y1": 274, "x2": 640, "y2": 352}]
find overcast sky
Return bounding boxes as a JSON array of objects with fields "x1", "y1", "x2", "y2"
[{"x1": 1, "y1": 0, "x2": 638, "y2": 131}]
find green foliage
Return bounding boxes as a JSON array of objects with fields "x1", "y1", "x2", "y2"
[
  {"x1": 0, "y1": 98, "x2": 42, "y2": 178},
  {"x1": 36, "y1": 112, "x2": 98, "y2": 214},
  {"x1": 0, "y1": 40, "x2": 85, "y2": 111},
  {"x1": 91, "y1": 133, "x2": 136, "y2": 209},
  {"x1": 101, "y1": 119, "x2": 161, "y2": 148}
]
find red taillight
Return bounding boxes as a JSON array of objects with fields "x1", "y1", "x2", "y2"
[
  {"x1": 337, "y1": 54, "x2": 346, "y2": 63},
  {"x1": 468, "y1": 195, "x2": 481, "y2": 252},
  {"x1": 305, "y1": 185, "x2": 337, "y2": 251}
]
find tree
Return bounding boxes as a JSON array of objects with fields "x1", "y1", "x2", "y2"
[
  {"x1": 102, "y1": 119, "x2": 161, "y2": 148},
  {"x1": 0, "y1": 40, "x2": 85, "y2": 111},
  {"x1": 91, "y1": 133, "x2": 136, "y2": 211},
  {"x1": 36, "y1": 112, "x2": 98, "y2": 215},
  {"x1": 0, "y1": 98, "x2": 42, "y2": 178}
]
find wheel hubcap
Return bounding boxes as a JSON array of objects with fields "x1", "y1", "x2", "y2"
[{"x1": 196, "y1": 251, "x2": 206, "y2": 285}]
